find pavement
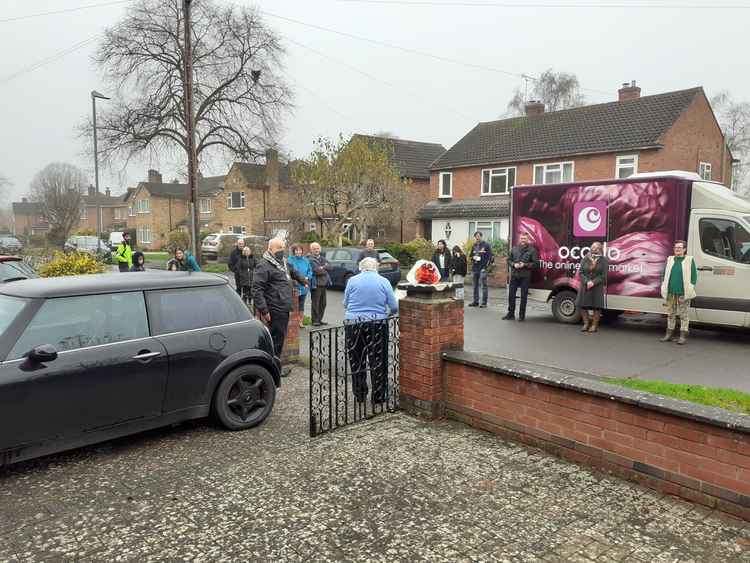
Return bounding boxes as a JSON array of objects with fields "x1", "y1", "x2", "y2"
[
  {"x1": 2, "y1": 368, "x2": 749, "y2": 562},
  {"x1": 300, "y1": 288, "x2": 750, "y2": 393}
]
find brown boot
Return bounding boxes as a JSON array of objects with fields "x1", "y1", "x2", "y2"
[
  {"x1": 677, "y1": 331, "x2": 687, "y2": 345},
  {"x1": 580, "y1": 310, "x2": 590, "y2": 332},
  {"x1": 660, "y1": 328, "x2": 674, "y2": 342},
  {"x1": 587, "y1": 311, "x2": 600, "y2": 333}
]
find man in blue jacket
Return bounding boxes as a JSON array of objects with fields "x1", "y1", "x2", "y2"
[{"x1": 468, "y1": 231, "x2": 493, "y2": 308}]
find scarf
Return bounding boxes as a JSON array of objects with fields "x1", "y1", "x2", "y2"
[{"x1": 263, "y1": 250, "x2": 290, "y2": 280}]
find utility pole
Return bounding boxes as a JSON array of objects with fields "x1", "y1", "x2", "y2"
[
  {"x1": 91, "y1": 90, "x2": 109, "y2": 252},
  {"x1": 183, "y1": 0, "x2": 199, "y2": 259}
]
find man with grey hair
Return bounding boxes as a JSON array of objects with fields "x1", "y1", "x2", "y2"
[
  {"x1": 358, "y1": 238, "x2": 381, "y2": 264},
  {"x1": 343, "y1": 257, "x2": 398, "y2": 404},
  {"x1": 308, "y1": 242, "x2": 332, "y2": 327},
  {"x1": 253, "y1": 237, "x2": 308, "y2": 368}
]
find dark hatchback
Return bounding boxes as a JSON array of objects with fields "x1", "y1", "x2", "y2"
[
  {"x1": 0, "y1": 272, "x2": 280, "y2": 467},
  {"x1": 0, "y1": 256, "x2": 37, "y2": 283},
  {"x1": 322, "y1": 247, "x2": 401, "y2": 289}
]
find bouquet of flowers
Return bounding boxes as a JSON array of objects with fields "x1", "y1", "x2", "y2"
[{"x1": 406, "y1": 259, "x2": 441, "y2": 285}]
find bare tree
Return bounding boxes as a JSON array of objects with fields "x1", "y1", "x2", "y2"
[
  {"x1": 711, "y1": 91, "x2": 750, "y2": 194},
  {"x1": 86, "y1": 0, "x2": 292, "y2": 171},
  {"x1": 30, "y1": 163, "x2": 86, "y2": 245},
  {"x1": 293, "y1": 135, "x2": 407, "y2": 245},
  {"x1": 0, "y1": 175, "x2": 10, "y2": 198},
  {"x1": 506, "y1": 69, "x2": 585, "y2": 116}
]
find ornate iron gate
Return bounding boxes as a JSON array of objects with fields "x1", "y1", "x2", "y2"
[{"x1": 309, "y1": 317, "x2": 399, "y2": 437}]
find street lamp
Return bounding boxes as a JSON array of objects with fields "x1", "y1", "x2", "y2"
[{"x1": 91, "y1": 90, "x2": 109, "y2": 251}]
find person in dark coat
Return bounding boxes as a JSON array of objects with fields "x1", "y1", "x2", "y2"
[
  {"x1": 308, "y1": 242, "x2": 332, "y2": 327},
  {"x1": 578, "y1": 241, "x2": 608, "y2": 333},
  {"x1": 450, "y1": 245, "x2": 467, "y2": 300},
  {"x1": 503, "y1": 232, "x2": 539, "y2": 321},
  {"x1": 253, "y1": 238, "x2": 308, "y2": 369},
  {"x1": 236, "y1": 246, "x2": 257, "y2": 306},
  {"x1": 357, "y1": 239, "x2": 381, "y2": 263},
  {"x1": 468, "y1": 231, "x2": 493, "y2": 308},
  {"x1": 431, "y1": 239, "x2": 452, "y2": 281},
  {"x1": 130, "y1": 251, "x2": 146, "y2": 272},
  {"x1": 228, "y1": 238, "x2": 246, "y2": 296}
]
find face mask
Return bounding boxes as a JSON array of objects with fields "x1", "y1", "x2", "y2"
[{"x1": 274, "y1": 251, "x2": 285, "y2": 262}]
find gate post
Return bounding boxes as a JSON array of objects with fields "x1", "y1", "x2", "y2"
[
  {"x1": 398, "y1": 283, "x2": 464, "y2": 419},
  {"x1": 282, "y1": 284, "x2": 301, "y2": 364}
]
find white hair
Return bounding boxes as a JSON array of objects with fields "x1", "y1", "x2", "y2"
[{"x1": 359, "y1": 257, "x2": 379, "y2": 272}]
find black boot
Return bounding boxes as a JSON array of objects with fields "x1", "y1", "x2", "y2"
[{"x1": 502, "y1": 312, "x2": 515, "y2": 320}]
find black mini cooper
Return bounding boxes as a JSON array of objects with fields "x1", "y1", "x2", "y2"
[{"x1": 0, "y1": 272, "x2": 281, "y2": 466}]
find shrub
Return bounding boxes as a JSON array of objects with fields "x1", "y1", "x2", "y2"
[
  {"x1": 199, "y1": 229, "x2": 211, "y2": 243},
  {"x1": 340, "y1": 236, "x2": 353, "y2": 247},
  {"x1": 302, "y1": 231, "x2": 319, "y2": 243},
  {"x1": 74, "y1": 228, "x2": 97, "y2": 236},
  {"x1": 165, "y1": 229, "x2": 191, "y2": 253},
  {"x1": 401, "y1": 237, "x2": 434, "y2": 266},
  {"x1": 490, "y1": 239, "x2": 509, "y2": 257},
  {"x1": 38, "y1": 251, "x2": 105, "y2": 277},
  {"x1": 27, "y1": 234, "x2": 48, "y2": 248}
]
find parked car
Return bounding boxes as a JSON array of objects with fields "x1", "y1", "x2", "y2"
[
  {"x1": 0, "y1": 272, "x2": 281, "y2": 466},
  {"x1": 0, "y1": 256, "x2": 37, "y2": 283},
  {"x1": 321, "y1": 247, "x2": 401, "y2": 289},
  {"x1": 108, "y1": 231, "x2": 125, "y2": 251},
  {"x1": 0, "y1": 236, "x2": 23, "y2": 254},
  {"x1": 64, "y1": 236, "x2": 112, "y2": 262},
  {"x1": 202, "y1": 233, "x2": 268, "y2": 262}
]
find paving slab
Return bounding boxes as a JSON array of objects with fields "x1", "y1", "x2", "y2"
[{"x1": 1, "y1": 367, "x2": 749, "y2": 562}]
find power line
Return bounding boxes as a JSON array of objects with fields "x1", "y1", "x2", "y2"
[
  {"x1": 0, "y1": 35, "x2": 100, "y2": 84},
  {"x1": 0, "y1": 0, "x2": 133, "y2": 24},
  {"x1": 259, "y1": 10, "x2": 610, "y2": 96},
  {"x1": 336, "y1": 0, "x2": 750, "y2": 8}
]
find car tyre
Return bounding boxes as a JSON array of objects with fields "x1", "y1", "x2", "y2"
[
  {"x1": 551, "y1": 290, "x2": 581, "y2": 324},
  {"x1": 213, "y1": 364, "x2": 276, "y2": 430}
]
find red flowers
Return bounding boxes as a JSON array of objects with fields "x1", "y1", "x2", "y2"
[{"x1": 415, "y1": 262, "x2": 440, "y2": 285}]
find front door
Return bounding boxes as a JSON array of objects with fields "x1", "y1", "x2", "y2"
[
  {"x1": 689, "y1": 213, "x2": 750, "y2": 327},
  {"x1": 0, "y1": 292, "x2": 168, "y2": 450}
]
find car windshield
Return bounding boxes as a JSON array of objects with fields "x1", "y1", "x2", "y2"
[
  {"x1": 203, "y1": 235, "x2": 217, "y2": 242},
  {"x1": 0, "y1": 260, "x2": 36, "y2": 282},
  {"x1": 0, "y1": 294, "x2": 28, "y2": 338},
  {"x1": 73, "y1": 237, "x2": 102, "y2": 248},
  {"x1": 378, "y1": 252, "x2": 395, "y2": 261}
]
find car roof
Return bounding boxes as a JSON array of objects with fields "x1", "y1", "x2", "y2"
[{"x1": 0, "y1": 271, "x2": 228, "y2": 299}]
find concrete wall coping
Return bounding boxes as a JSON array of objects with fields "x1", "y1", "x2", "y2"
[{"x1": 443, "y1": 350, "x2": 750, "y2": 435}]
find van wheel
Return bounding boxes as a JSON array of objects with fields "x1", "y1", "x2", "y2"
[
  {"x1": 213, "y1": 364, "x2": 276, "y2": 430},
  {"x1": 552, "y1": 290, "x2": 580, "y2": 324}
]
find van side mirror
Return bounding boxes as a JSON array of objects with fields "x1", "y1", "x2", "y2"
[{"x1": 27, "y1": 344, "x2": 58, "y2": 364}]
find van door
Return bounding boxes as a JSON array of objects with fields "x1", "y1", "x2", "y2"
[{"x1": 689, "y1": 213, "x2": 750, "y2": 327}]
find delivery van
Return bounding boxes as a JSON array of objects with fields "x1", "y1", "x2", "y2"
[{"x1": 510, "y1": 171, "x2": 750, "y2": 328}]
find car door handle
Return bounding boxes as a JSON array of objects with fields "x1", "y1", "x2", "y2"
[
  {"x1": 697, "y1": 266, "x2": 713, "y2": 272},
  {"x1": 133, "y1": 351, "x2": 161, "y2": 361}
]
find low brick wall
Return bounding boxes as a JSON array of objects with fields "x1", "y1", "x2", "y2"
[
  {"x1": 462, "y1": 256, "x2": 508, "y2": 288},
  {"x1": 442, "y1": 351, "x2": 750, "y2": 520}
]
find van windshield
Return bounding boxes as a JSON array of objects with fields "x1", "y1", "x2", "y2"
[{"x1": 0, "y1": 295, "x2": 28, "y2": 338}]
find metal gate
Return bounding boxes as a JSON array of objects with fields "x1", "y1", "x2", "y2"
[{"x1": 309, "y1": 317, "x2": 399, "y2": 437}]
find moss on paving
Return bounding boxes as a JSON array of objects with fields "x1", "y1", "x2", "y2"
[{"x1": 607, "y1": 378, "x2": 750, "y2": 415}]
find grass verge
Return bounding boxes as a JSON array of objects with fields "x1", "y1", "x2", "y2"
[
  {"x1": 202, "y1": 263, "x2": 228, "y2": 273},
  {"x1": 143, "y1": 252, "x2": 170, "y2": 261},
  {"x1": 607, "y1": 378, "x2": 750, "y2": 416}
]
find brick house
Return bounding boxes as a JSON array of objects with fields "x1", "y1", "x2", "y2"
[
  {"x1": 11, "y1": 199, "x2": 48, "y2": 237},
  {"x1": 418, "y1": 84, "x2": 735, "y2": 246}
]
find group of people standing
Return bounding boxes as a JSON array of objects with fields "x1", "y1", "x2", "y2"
[{"x1": 113, "y1": 232, "x2": 200, "y2": 273}]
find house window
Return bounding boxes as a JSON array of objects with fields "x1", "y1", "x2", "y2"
[
  {"x1": 439, "y1": 172, "x2": 452, "y2": 198},
  {"x1": 468, "y1": 220, "x2": 509, "y2": 241},
  {"x1": 533, "y1": 161, "x2": 574, "y2": 185},
  {"x1": 227, "y1": 191, "x2": 245, "y2": 209},
  {"x1": 199, "y1": 198, "x2": 213, "y2": 214},
  {"x1": 699, "y1": 162, "x2": 712, "y2": 180},
  {"x1": 114, "y1": 208, "x2": 126, "y2": 220},
  {"x1": 309, "y1": 223, "x2": 317, "y2": 232},
  {"x1": 136, "y1": 199, "x2": 150, "y2": 214},
  {"x1": 80, "y1": 206, "x2": 87, "y2": 220},
  {"x1": 231, "y1": 226, "x2": 246, "y2": 235},
  {"x1": 481, "y1": 167, "x2": 516, "y2": 195},
  {"x1": 137, "y1": 225, "x2": 152, "y2": 244},
  {"x1": 615, "y1": 155, "x2": 638, "y2": 179},
  {"x1": 128, "y1": 206, "x2": 135, "y2": 217}
]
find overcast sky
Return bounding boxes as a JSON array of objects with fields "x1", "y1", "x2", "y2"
[{"x1": 1, "y1": 0, "x2": 749, "y2": 204}]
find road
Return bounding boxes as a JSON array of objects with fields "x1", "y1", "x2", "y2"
[{"x1": 300, "y1": 287, "x2": 750, "y2": 393}]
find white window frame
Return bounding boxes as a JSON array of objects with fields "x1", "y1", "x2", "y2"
[
  {"x1": 138, "y1": 225, "x2": 152, "y2": 244},
  {"x1": 227, "y1": 191, "x2": 246, "y2": 209},
  {"x1": 467, "y1": 219, "x2": 509, "y2": 241},
  {"x1": 438, "y1": 172, "x2": 453, "y2": 198},
  {"x1": 128, "y1": 206, "x2": 135, "y2": 217},
  {"x1": 231, "y1": 225, "x2": 246, "y2": 235},
  {"x1": 80, "y1": 206, "x2": 87, "y2": 220},
  {"x1": 615, "y1": 154, "x2": 639, "y2": 179},
  {"x1": 114, "y1": 207, "x2": 126, "y2": 220},
  {"x1": 136, "y1": 199, "x2": 150, "y2": 214},
  {"x1": 309, "y1": 223, "x2": 317, "y2": 232},
  {"x1": 481, "y1": 166, "x2": 516, "y2": 196},
  {"x1": 699, "y1": 161, "x2": 712, "y2": 181},
  {"x1": 199, "y1": 197, "x2": 213, "y2": 214},
  {"x1": 533, "y1": 161, "x2": 575, "y2": 185}
]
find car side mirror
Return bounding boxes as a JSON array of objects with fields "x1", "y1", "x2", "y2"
[{"x1": 27, "y1": 344, "x2": 58, "y2": 364}]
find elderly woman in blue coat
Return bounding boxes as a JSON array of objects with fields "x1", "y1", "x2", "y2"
[
  {"x1": 288, "y1": 244, "x2": 313, "y2": 327},
  {"x1": 343, "y1": 257, "x2": 399, "y2": 405}
]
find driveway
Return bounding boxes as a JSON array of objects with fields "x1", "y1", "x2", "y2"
[
  {"x1": 1, "y1": 368, "x2": 748, "y2": 562},
  {"x1": 301, "y1": 288, "x2": 750, "y2": 393}
]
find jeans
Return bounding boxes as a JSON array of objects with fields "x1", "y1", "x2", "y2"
[
  {"x1": 298, "y1": 292, "x2": 307, "y2": 315},
  {"x1": 472, "y1": 270, "x2": 488, "y2": 305},
  {"x1": 345, "y1": 320, "x2": 389, "y2": 403},
  {"x1": 507, "y1": 276, "x2": 530, "y2": 318},
  {"x1": 311, "y1": 287, "x2": 327, "y2": 324},
  {"x1": 268, "y1": 311, "x2": 290, "y2": 359}
]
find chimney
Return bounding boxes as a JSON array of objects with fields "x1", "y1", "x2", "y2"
[
  {"x1": 148, "y1": 169, "x2": 162, "y2": 184},
  {"x1": 88, "y1": 184, "x2": 96, "y2": 196},
  {"x1": 618, "y1": 80, "x2": 641, "y2": 101},
  {"x1": 524, "y1": 100, "x2": 545, "y2": 116},
  {"x1": 105, "y1": 188, "x2": 111, "y2": 197},
  {"x1": 21, "y1": 197, "x2": 27, "y2": 203},
  {"x1": 265, "y1": 147, "x2": 280, "y2": 188}
]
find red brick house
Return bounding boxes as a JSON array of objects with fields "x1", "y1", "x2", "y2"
[{"x1": 418, "y1": 84, "x2": 735, "y2": 246}]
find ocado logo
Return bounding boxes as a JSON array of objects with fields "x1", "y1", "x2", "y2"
[
  {"x1": 577, "y1": 206, "x2": 602, "y2": 233},
  {"x1": 558, "y1": 245, "x2": 621, "y2": 260}
]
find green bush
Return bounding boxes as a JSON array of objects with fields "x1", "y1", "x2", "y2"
[
  {"x1": 38, "y1": 251, "x2": 105, "y2": 277},
  {"x1": 490, "y1": 239, "x2": 509, "y2": 257},
  {"x1": 165, "y1": 229, "x2": 191, "y2": 253},
  {"x1": 199, "y1": 229, "x2": 211, "y2": 243},
  {"x1": 340, "y1": 236, "x2": 353, "y2": 247},
  {"x1": 302, "y1": 231, "x2": 319, "y2": 243}
]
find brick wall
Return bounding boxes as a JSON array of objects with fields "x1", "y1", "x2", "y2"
[{"x1": 442, "y1": 356, "x2": 750, "y2": 520}]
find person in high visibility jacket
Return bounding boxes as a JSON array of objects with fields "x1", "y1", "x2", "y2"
[{"x1": 115, "y1": 232, "x2": 133, "y2": 272}]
